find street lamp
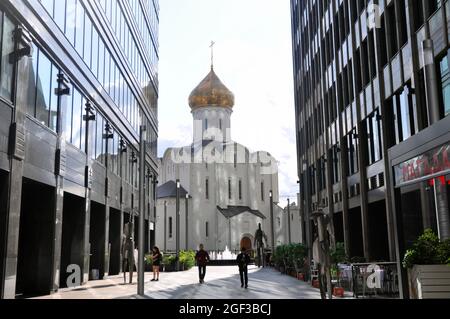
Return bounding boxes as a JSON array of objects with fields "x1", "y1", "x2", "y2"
[
  {"x1": 176, "y1": 179, "x2": 180, "y2": 271},
  {"x1": 185, "y1": 193, "x2": 189, "y2": 250},
  {"x1": 269, "y1": 190, "x2": 275, "y2": 253},
  {"x1": 138, "y1": 125, "x2": 146, "y2": 296}
]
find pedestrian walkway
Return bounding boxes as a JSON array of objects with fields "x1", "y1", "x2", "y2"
[{"x1": 32, "y1": 266, "x2": 341, "y2": 299}]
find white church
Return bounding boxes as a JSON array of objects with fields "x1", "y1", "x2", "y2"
[{"x1": 155, "y1": 63, "x2": 295, "y2": 255}]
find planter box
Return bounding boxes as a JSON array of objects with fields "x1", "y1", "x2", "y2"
[
  {"x1": 408, "y1": 265, "x2": 450, "y2": 299},
  {"x1": 297, "y1": 273, "x2": 305, "y2": 281}
]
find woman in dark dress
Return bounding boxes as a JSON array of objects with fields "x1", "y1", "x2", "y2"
[{"x1": 151, "y1": 246, "x2": 162, "y2": 281}]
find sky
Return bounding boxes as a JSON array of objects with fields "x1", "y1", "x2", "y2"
[{"x1": 157, "y1": 0, "x2": 298, "y2": 207}]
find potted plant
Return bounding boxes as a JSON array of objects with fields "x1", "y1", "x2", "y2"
[
  {"x1": 330, "y1": 242, "x2": 348, "y2": 297},
  {"x1": 403, "y1": 229, "x2": 450, "y2": 299}
]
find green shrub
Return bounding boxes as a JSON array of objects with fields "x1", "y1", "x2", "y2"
[
  {"x1": 273, "y1": 243, "x2": 307, "y2": 267},
  {"x1": 403, "y1": 229, "x2": 450, "y2": 269},
  {"x1": 163, "y1": 254, "x2": 176, "y2": 266},
  {"x1": 330, "y1": 242, "x2": 348, "y2": 265},
  {"x1": 179, "y1": 250, "x2": 195, "y2": 270},
  {"x1": 144, "y1": 254, "x2": 153, "y2": 266}
]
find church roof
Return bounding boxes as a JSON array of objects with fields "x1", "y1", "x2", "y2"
[
  {"x1": 157, "y1": 180, "x2": 189, "y2": 199},
  {"x1": 216, "y1": 206, "x2": 266, "y2": 219},
  {"x1": 188, "y1": 67, "x2": 235, "y2": 110}
]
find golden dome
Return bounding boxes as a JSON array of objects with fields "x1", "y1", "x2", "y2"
[{"x1": 189, "y1": 67, "x2": 235, "y2": 110}]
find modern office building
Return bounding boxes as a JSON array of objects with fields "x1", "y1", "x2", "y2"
[
  {"x1": 0, "y1": 0, "x2": 159, "y2": 298},
  {"x1": 291, "y1": 0, "x2": 450, "y2": 298}
]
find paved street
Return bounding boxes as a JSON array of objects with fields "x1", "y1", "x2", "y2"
[{"x1": 33, "y1": 266, "x2": 333, "y2": 299}]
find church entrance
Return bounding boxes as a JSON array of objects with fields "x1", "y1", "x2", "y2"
[{"x1": 240, "y1": 237, "x2": 252, "y2": 252}]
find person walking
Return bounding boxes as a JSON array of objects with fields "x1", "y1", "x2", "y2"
[
  {"x1": 151, "y1": 246, "x2": 162, "y2": 282},
  {"x1": 195, "y1": 244, "x2": 210, "y2": 284},
  {"x1": 237, "y1": 247, "x2": 251, "y2": 289}
]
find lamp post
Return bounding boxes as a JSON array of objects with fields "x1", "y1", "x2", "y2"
[
  {"x1": 176, "y1": 179, "x2": 180, "y2": 271},
  {"x1": 185, "y1": 193, "x2": 189, "y2": 250},
  {"x1": 287, "y1": 198, "x2": 292, "y2": 244},
  {"x1": 302, "y1": 160, "x2": 313, "y2": 281},
  {"x1": 269, "y1": 190, "x2": 275, "y2": 253},
  {"x1": 138, "y1": 125, "x2": 146, "y2": 296}
]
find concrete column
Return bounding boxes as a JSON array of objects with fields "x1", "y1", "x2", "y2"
[
  {"x1": 50, "y1": 72, "x2": 71, "y2": 293},
  {"x1": 423, "y1": 39, "x2": 450, "y2": 240},
  {"x1": 2, "y1": 27, "x2": 33, "y2": 299},
  {"x1": 339, "y1": 142, "x2": 351, "y2": 258},
  {"x1": 357, "y1": 125, "x2": 371, "y2": 262},
  {"x1": 103, "y1": 123, "x2": 113, "y2": 278},
  {"x1": 420, "y1": 182, "x2": 432, "y2": 230}
]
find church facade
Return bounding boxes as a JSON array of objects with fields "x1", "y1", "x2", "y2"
[{"x1": 155, "y1": 65, "x2": 287, "y2": 254}]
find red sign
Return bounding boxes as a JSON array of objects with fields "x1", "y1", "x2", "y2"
[{"x1": 394, "y1": 143, "x2": 450, "y2": 186}]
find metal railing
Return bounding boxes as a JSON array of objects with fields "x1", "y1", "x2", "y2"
[{"x1": 336, "y1": 262, "x2": 400, "y2": 299}]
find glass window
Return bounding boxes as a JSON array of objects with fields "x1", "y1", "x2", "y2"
[
  {"x1": 96, "y1": 113, "x2": 104, "y2": 162},
  {"x1": 440, "y1": 51, "x2": 450, "y2": 117},
  {"x1": 49, "y1": 65, "x2": 59, "y2": 131},
  {"x1": 399, "y1": 89, "x2": 412, "y2": 141},
  {"x1": 65, "y1": 0, "x2": 76, "y2": 45},
  {"x1": 75, "y1": 0, "x2": 84, "y2": 56},
  {"x1": 0, "y1": 15, "x2": 15, "y2": 101},
  {"x1": 80, "y1": 96, "x2": 86, "y2": 151},
  {"x1": 40, "y1": 0, "x2": 54, "y2": 17},
  {"x1": 169, "y1": 217, "x2": 172, "y2": 238},
  {"x1": 65, "y1": 84, "x2": 74, "y2": 143},
  {"x1": 91, "y1": 29, "x2": 99, "y2": 78},
  {"x1": 83, "y1": 17, "x2": 92, "y2": 67},
  {"x1": 104, "y1": 50, "x2": 110, "y2": 92},
  {"x1": 71, "y1": 88, "x2": 82, "y2": 149},
  {"x1": 261, "y1": 181, "x2": 264, "y2": 201},
  {"x1": 54, "y1": 0, "x2": 66, "y2": 32},
  {"x1": 98, "y1": 40, "x2": 105, "y2": 86},
  {"x1": 239, "y1": 180, "x2": 242, "y2": 200},
  {"x1": 35, "y1": 51, "x2": 52, "y2": 127},
  {"x1": 372, "y1": 113, "x2": 382, "y2": 162},
  {"x1": 205, "y1": 179, "x2": 209, "y2": 199},
  {"x1": 111, "y1": 0, "x2": 117, "y2": 32},
  {"x1": 27, "y1": 43, "x2": 39, "y2": 117}
]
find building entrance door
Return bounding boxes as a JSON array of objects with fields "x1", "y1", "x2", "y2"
[{"x1": 240, "y1": 237, "x2": 252, "y2": 252}]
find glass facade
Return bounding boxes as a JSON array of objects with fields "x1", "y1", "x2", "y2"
[
  {"x1": 365, "y1": 110, "x2": 382, "y2": 165},
  {"x1": 0, "y1": 12, "x2": 14, "y2": 102},
  {"x1": 38, "y1": 0, "x2": 158, "y2": 139},
  {"x1": 439, "y1": 49, "x2": 450, "y2": 117},
  {"x1": 27, "y1": 0, "x2": 159, "y2": 165}
]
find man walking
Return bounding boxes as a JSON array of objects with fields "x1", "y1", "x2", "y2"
[
  {"x1": 195, "y1": 244, "x2": 210, "y2": 284},
  {"x1": 237, "y1": 247, "x2": 251, "y2": 289}
]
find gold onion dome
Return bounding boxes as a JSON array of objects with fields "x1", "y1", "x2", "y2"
[{"x1": 189, "y1": 67, "x2": 235, "y2": 110}]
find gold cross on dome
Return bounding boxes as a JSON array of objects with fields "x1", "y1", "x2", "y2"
[{"x1": 210, "y1": 41, "x2": 215, "y2": 69}]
